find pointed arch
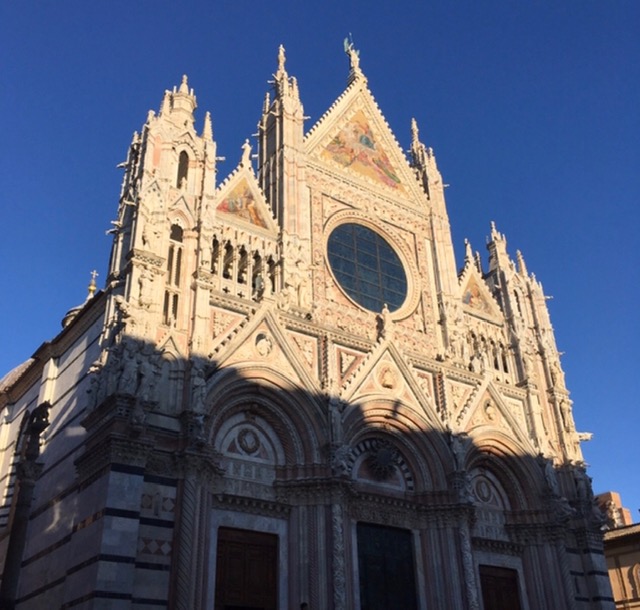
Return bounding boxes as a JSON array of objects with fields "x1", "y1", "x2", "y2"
[
  {"x1": 155, "y1": 343, "x2": 186, "y2": 414},
  {"x1": 176, "y1": 150, "x2": 189, "y2": 188}
]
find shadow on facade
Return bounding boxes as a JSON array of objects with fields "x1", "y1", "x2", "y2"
[{"x1": 1, "y1": 334, "x2": 609, "y2": 610}]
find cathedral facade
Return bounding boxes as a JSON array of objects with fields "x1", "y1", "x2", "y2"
[{"x1": 0, "y1": 47, "x2": 614, "y2": 609}]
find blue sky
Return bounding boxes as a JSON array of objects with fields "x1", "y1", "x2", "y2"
[{"x1": 2, "y1": 2, "x2": 638, "y2": 518}]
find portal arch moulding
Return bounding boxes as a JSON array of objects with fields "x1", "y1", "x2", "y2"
[
  {"x1": 342, "y1": 396, "x2": 450, "y2": 492},
  {"x1": 204, "y1": 365, "x2": 327, "y2": 466},
  {"x1": 466, "y1": 433, "x2": 544, "y2": 512}
]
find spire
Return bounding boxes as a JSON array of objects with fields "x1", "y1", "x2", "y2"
[
  {"x1": 291, "y1": 76, "x2": 300, "y2": 101},
  {"x1": 464, "y1": 239, "x2": 474, "y2": 266},
  {"x1": 410, "y1": 117, "x2": 426, "y2": 167},
  {"x1": 179, "y1": 74, "x2": 189, "y2": 94},
  {"x1": 276, "y1": 44, "x2": 287, "y2": 78},
  {"x1": 202, "y1": 111, "x2": 213, "y2": 141},
  {"x1": 274, "y1": 45, "x2": 290, "y2": 97},
  {"x1": 411, "y1": 117, "x2": 420, "y2": 148},
  {"x1": 516, "y1": 249, "x2": 528, "y2": 276},
  {"x1": 487, "y1": 222, "x2": 510, "y2": 273},
  {"x1": 490, "y1": 221, "x2": 502, "y2": 242},
  {"x1": 159, "y1": 90, "x2": 171, "y2": 116},
  {"x1": 474, "y1": 251, "x2": 483, "y2": 274},
  {"x1": 410, "y1": 117, "x2": 441, "y2": 200}
]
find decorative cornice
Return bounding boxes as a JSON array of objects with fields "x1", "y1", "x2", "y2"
[
  {"x1": 129, "y1": 248, "x2": 165, "y2": 268},
  {"x1": 472, "y1": 536, "x2": 523, "y2": 556},
  {"x1": 75, "y1": 434, "x2": 154, "y2": 482},
  {"x1": 210, "y1": 493, "x2": 291, "y2": 518}
]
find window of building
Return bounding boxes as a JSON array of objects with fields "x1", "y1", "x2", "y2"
[
  {"x1": 177, "y1": 151, "x2": 189, "y2": 188},
  {"x1": 357, "y1": 523, "x2": 417, "y2": 610},
  {"x1": 327, "y1": 223, "x2": 407, "y2": 312},
  {"x1": 164, "y1": 224, "x2": 183, "y2": 326}
]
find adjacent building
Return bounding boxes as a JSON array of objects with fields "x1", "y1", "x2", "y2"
[
  {"x1": 0, "y1": 46, "x2": 614, "y2": 609},
  {"x1": 597, "y1": 492, "x2": 640, "y2": 609}
]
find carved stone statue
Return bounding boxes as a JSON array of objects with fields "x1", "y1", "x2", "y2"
[
  {"x1": 137, "y1": 350, "x2": 158, "y2": 403},
  {"x1": 191, "y1": 364, "x2": 207, "y2": 413},
  {"x1": 573, "y1": 466, "x2": 591, "y2": 502},
  {"x1": 378, "y1": 304, "x2": 393, "y2": 340},
  {"x1": 344, "y1": 38, "x2": 360, "y2": 71},
  {"x1": 86, "y1": 361, "x2": 104, "y2": 409},
  {"x1": 450, "y1": 433, "x2": 470, "y2": 472},
  {"x1": 538, "y1": 454, "x2": 561, "y2": 498},
  {"x1": 119, "y1": 343, "x2": 139, "y2": 395},
  {"x1": 331, "y1": 444, "x2": 352, "y2": 476}
]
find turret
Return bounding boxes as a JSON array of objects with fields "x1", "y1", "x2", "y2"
[
  {"x1": 483, "y1": 223, "x2": 582, "y2": 461},
  {"x1": 410, "y1": 118, "x2": 459, "y2": 351},
  {"x1": 159, "y1": 75, "x2": 197, "y2": 126},
  {"x1": 257, "y1": 45, "x2": 307, "y2": 235},
  {"x1": 103, "y1": 76, "x2": 217, "y2": 348},
  {"x1": 256, "y1": 46, "x2": 311, "y2": 310}
]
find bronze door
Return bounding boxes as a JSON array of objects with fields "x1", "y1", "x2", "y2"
[{"x1": 357, "y1": 522, "x2": 418, "y2": 610}]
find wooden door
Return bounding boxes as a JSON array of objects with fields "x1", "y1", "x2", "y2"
[
  {"x1": 214, "y1": 527, "x2": 278, "y2": 610},
  {"x1": 479, "y1": 565, "x2": 522, "y2": 610}
]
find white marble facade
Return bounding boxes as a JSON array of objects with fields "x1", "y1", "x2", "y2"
[{"x1": 0, "y1": 47, "x2": 614, "y2": 609}]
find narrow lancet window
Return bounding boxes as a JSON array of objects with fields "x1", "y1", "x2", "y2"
[
  {"x1": 177, "y1": 151, "x2": 189, "y2": 188},
  {"x1": 164, "y1": 224, "x2": 184, "y2": 326}
]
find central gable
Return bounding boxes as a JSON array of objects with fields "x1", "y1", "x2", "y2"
[
  {"x1": 320, "y1": 109, "x2": 402, "y2": 191},
  {"x1": 305, "y1": 81, "x2": 426, "y2": 204}
]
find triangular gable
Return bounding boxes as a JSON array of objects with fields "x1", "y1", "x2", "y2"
[
  {"x1": 458, "y1": 383, "x2": 534, "y2": 452},
  {"x1": 320, "y1": 109, "x2": 403, "y2": 191},
  {"x1": 215, "y1": 166, "x2": 277, "y2": 233},
  {"x1": 168, "y1": 194, "x2": 195, "y2": 225},
  {"x1": 305, "y1": 81, "x2": 426, "y2": 203},
  {"x1": 137, "y1": 179, "x2": 164, "y2": 216},
  {"x1": 216, "y1": 308, "x2": 321, "y2": 393},
  {"x1": 156, "y1": 333, "x2": 186, "y2": 359},
  {"x1": 459, "y1": 267, "x2": 502, "y2": 321},
  {"x1": 175, "y1": 130, "x2": 198, "y2": 147},
  {"x1": 341, "y1": 341, "x2": 441, "y2": 427}
]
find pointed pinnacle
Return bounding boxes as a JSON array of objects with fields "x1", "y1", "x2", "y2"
[
  {"x1": 275, "y1": 44, "x2": 288, "y2": 80},
  {"x1": 464, "y1": 239, "x2": 474, "y2": 263},
  {"x1": 203, "y1": 111, "x2": 213, "y2": 140},
  {"x1": 516, "y1": 250, "x2": 528, "y2": 276},
  {"x1": 411, "y1": 118, "x2": 420, "y2": 146}
]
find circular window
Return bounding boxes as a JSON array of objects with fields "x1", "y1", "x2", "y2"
[{"x1": 327, "y1": 223, "x2": 407, "y2": 312}]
